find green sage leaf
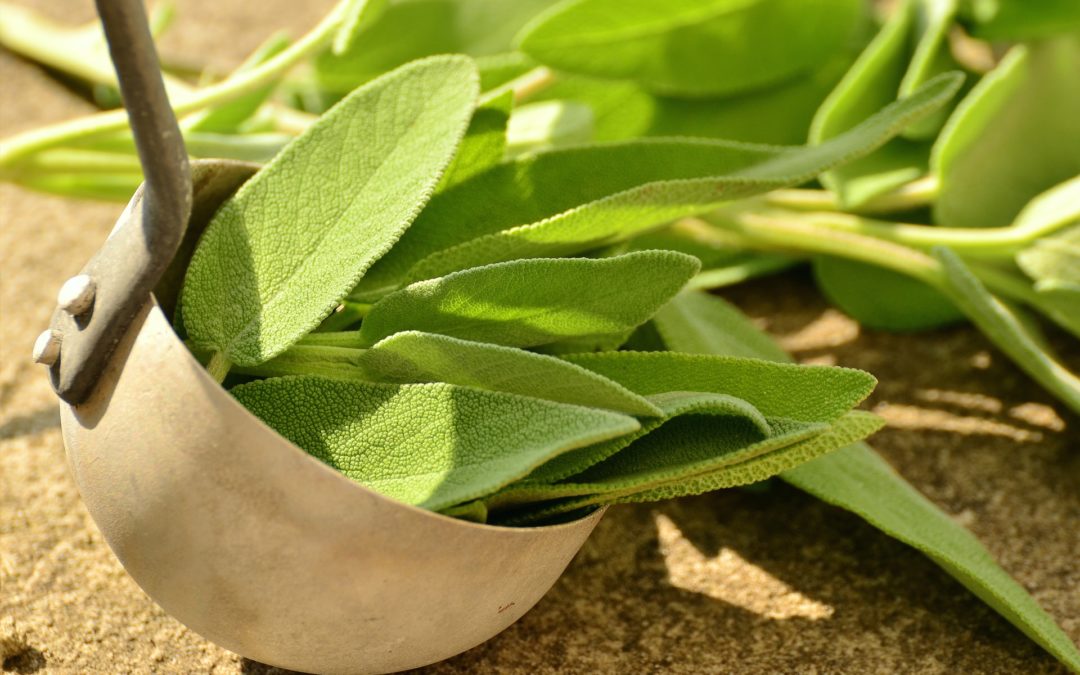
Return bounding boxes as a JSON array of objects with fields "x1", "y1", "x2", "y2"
[
  {"x1": 810, "y1": 1, "x2": 957, "y2": 207},
  {"x1": 505, "y1": 100, "x2": 594, "y2": 157},
  {"x1": 516, "y1": 0, "x2": 863, "y2": 98},
  {"x1": 180, "y1": 56, "x2": 479, "y2": 367},
  {"x1": 315, "y1": 0, "x2": 556, "y2": 96},
  {"x1": 934, "y1": 247, "x2": 1080, "y2": 414},
  {"x1": 961, "y1": 0, "x2": 1080, "y2": 40},
  {"x1": 933, "y1": 37, "x2": 1080, "y2": 229},
  {"x1": 1017, "y1": 224, "x2": 1080, "y2": 288},
  {"x1": 361, "y1": 331, "x2": 663, "y2": 416},
  {"x1": 333, "y1": 0, "x2": 389, "y2": 55},
  {"x1": 653, "y1": 289, "x2": 1080, "y2": 671},
  {"x1": 357, "y1": 251, "x2": 700, "y2": 348},
  {"x1": 530, "y1": 49, "x2": 857, "y2": 145},
  {"x1": 562, "y1": 349, "x2": 877, "y2": 424},
  {"x1": 438, "y1": 89, "x2": 513, "y2": 190},
  {"x1": 184, "y1": 33, "x2": 291, "y2": 134},
  {"x1": 786, "y1": 444, "x2": 1080, "y2": 674},
  {"x1": 813, "y1": 256, "x2": 964, "y2": 332},
  {"x1": 494, "y1": 413, "x2": 872, "y2": 521},
  {"x1": 525, "y1": 390, "x2": 772, "y2": 484},
  {"x1": 231, "y1": 376, "x2": 639, "y2": 511},
  {"x1": 399, "y1": 74, "x2": 963, "y2": 283}
]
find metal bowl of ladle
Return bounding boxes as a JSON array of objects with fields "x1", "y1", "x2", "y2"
[{"x1": 32, "y1": 2, "x2": 604, "y2": 673}]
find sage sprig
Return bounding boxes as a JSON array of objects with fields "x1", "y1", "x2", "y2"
[{"x1": 7, "y1": 0, "x2": 1080, "y2": 669}]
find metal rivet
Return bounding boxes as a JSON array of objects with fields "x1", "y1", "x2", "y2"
[
  {"x1": 57, "y1": 274, "x2": 97, "y2": 316},
  {"x1": 33, "y1": 329, "x2": 62, "y2": 366}
]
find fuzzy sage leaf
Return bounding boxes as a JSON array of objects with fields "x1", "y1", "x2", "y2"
[
  {"x1": 231, "y1": 376, "x2": 639, "y2": 512},
  {"x1": 180, "y1": 56, "x2": 479, "y2": 369},
  {"x1": 357, "y1": 251, "x2": 701, "y2": 348},
  {"x1": 653, "y1": 289, "x2": 1080, "y2": 671}
]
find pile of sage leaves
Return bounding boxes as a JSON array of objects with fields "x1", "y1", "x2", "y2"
[{"x1": 2, "y1": 0, "x2": 1077, "y2": 670}]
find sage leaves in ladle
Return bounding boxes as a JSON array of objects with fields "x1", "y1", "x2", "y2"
[{"x1": 180, "y1": 56, "x2": 479, "y2": 373}]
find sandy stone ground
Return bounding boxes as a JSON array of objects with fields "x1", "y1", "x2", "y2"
[{"x1": 1, "y1": 1, "x2": 1078, "y2": 673}]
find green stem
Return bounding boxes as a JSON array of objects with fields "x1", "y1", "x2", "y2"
[
  {"x1": 315, "y1": 301, "x2": 372, "y2": 332},
  {"x1": 686, "y1": 254, "x2": 801, "y2": 291},
  {"x1": 781, "y1": 210, "x2": 1035, "y2": 258},
  {"x1": 206, "y1": 351, "x2": 232, "y2": 383},
  {"x1": 765, "y1": 175, "x2": 939, "y2": 214},
  {"x1": 0, "y1": 0, "x2": 349, "y2": 167},
  {"x1": 230, "y1": 345, "x2": 370, "y2": 380},
  {"x1": 480, "y1": 66, "x2": 557, "y2": 105},
  {"x1": 718, "y1": 213, "x2": 947, "y2": 287}
]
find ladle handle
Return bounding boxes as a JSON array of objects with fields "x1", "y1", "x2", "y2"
[
  {"x1": 36, "y1": 0, "x2": 193, "y2": 404},
  {"x1": 97, "y1": 0, "x2": 192, "y2": 229}
]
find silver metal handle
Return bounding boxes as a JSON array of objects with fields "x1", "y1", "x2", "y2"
[{"x1": 35, "y1": 0, "x2": 192, "y2": 405}]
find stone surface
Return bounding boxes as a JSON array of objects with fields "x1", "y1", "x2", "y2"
[{"x1": 1, "y1": 1, "x2": 1077, "y2": 673}]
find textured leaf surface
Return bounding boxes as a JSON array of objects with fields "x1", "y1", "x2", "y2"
[
  {"x1": 562, "y1": 350, "x2": 877, "y2": 424},
  {"x1": 517, "y1": 0, "x2": 862, "y2": 97},
  {"x1": 813, "y1": 256, "x2": 964, "y2": 332},
  {"x1": 503, "y1": 410, "x2": 882, "y2": 523},
  {"x1": 231, "y1": 376, "x2": 639, "y2": 511},
  {"x1": 786, "y1": 445, "x2": 1080, "y2": 673},
  {"x1": 935, "y1": 247, "x2": 1080, "y2": 414},
  {"x1": 402, "y1": 74, "x2": 963, "y2": 282},
  {"x1": 525, "y1": 390, "x2": 771, "y2": 483},
  {"x1": 361, "y1": 331, "x2": 662, "y2": 416},
  {"x1": 653, "y1": 289, "x2": 1080, "y2": 671},
  {"x1": 181, "y1": 56, "x2": 478, "y2": 366},
  {"x1": 357, "y1": 251, "x2": 700, "y2": 348},
  {"x1": 933, "y1": 37, "x2": 1080, "y2": 229}
]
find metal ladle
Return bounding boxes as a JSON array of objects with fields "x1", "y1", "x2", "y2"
[{"x1": 33, "y1": 2, "x2": 603, "y2": 673}]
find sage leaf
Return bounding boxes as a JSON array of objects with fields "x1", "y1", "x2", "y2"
[
  {"x1": 962, "y1": 0, "x2": 1080, "y2": 40},
  {"x1": 333, "y1": 0, "x2": 389, "y2": 55},
  {"x1": 505, "y1": 100, "x2": 594, "y2": 157},
  {"x1": 1017, "y1": 224, "x2": 1080, "y2": 288},
  {"x1": 653, "y1": 289, "x2": 1080, "y2": 671},
  {"x1": 898, "y1": 0, "x2": 961, "y2": 140},
  {"x1": 494, "y1": 413, "x2": 868, "y2": 522},
  {"x1": 1012, "y1": 174, "x2": 1080, "y2": 238},
  {"x1": 357, "y1": 251, "x2": 701, "y2": 348},
  {"x1": 643, "y1": 289, "x2": 790, "y2": 360},
  {"x1": 184, "y1": 33, "x2": 291, "y2": 134},
  {"x1": 358, "y1": 138, "x2": 778, "y2": 292},
  {"x1": 437, "y1": 90, "x2": 513, "y2": 190},
  {"x1": 315, "y1": 0, "x2": 556, "y2": 97},
  {"x1": 810, "y1": 1, "x2": 947, "y2": 207},
  {"x1": 402, "y1": 74, "x2": 963, "y2": 282},
  {"x1": 361, "y1": 331, "x2": 663, "y2": 416},
  {"x1": 531, "y1": 50, "x2": 857, "y2": 145},
  {"x1": 248, "y1": 332, "x2": 665, "y2": 416},
  {"x1": 813, "y1": 256, "x2": 964, "y2": 332},
  {"x1": 230, "y1": 376, "x2": 639, "y2": 511},
  {"x1": 525, "y1": 390, "x2": 772, "y2": 484},
  {"x1": 933, "y1": 37, "x2": 1080, "y2": 229},
  {"x1": 934, "y1": 247, "x2": 1080, "y2": 414},
  {"x1": 516, "y1": 0, "x2": 863, "y2": 98},
  {"x1": 180, "y1": 56, "x2": 479, "y2": 367},
  {"x1": 562, "y1": 350, "x2": 877, "y2": 424}
]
